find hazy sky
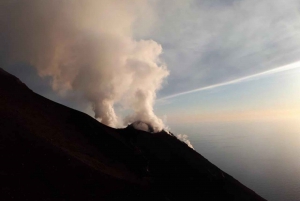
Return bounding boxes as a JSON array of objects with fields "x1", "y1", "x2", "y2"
[
  {"x1": 156, "y1": 64, "x2": 300, "y2": 125},
  {"x1": 2, "y1": 0, "x2": 300, "y2": 127}
]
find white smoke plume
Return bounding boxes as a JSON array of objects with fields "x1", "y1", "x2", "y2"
[
  {"x1": 0, "y1": 0, "x2": 169, "y2": 132},
  {"x1": 177, "y1": 134, "x2": 194, "y2": 149},
  {"x1": 131, "y1": 121, "x2": 154, "y2": 133}
]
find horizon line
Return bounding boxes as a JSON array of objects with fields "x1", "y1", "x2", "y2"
[{"x1": 158, "y1": 60, "x2": 300, "y2": 101}]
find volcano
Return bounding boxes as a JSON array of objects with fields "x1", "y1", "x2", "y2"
[{"x1": 0, "y1": 68, "x2": 266, "y2": 200}]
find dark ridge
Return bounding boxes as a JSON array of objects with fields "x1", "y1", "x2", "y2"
[{"x1": 0, "y1": 68, "x2": 266, "y2": 200}]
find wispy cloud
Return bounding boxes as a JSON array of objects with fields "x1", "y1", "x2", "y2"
[
  {"x1": 159, "y1": 60, "x2": 300, "y2": 100},
  {"x1": 150, "y1": 0, "x2": 300, "y2": 96}
]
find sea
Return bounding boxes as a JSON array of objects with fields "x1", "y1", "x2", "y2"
[{"x1": 169, "y1": 119, "x2": 300, "y2": 201}]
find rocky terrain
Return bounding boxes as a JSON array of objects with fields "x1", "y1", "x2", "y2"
[{"x1": 0, "y1": 68, "x2": 266, "y2": 200}]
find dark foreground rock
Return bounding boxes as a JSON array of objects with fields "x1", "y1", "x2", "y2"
[{"x1": 0, "y1": 68, "x2": 266, "y2": 200}]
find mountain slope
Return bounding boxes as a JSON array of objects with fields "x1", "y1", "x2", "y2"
[{"x1": 0, "y1": 68, "x2": 266, "y2": 200}]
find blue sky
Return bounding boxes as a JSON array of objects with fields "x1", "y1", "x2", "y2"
[
  {"x1": 147, "y1": 0, "x2": 300, "y2": 97},
  {"x1": 2, "y1": 0, "x2": 300, "y2": 127},
  {"x1": 155, "y1": 64, "x2": 300, "y2": 125}
]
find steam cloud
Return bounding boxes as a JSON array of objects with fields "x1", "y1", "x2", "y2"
[
  {"x1": 177, "y1": 134, "x2": 194, "y2": 149},
  {"x1": 0, "y1": 0, "x2": 169, "y2": 132}
]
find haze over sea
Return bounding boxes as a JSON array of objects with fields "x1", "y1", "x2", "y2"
[
  {"x1": 169, "y1": 120, "x2": 300, "y2": 201},
  {"x1": 157, "y1": 66, "x2": 300, "y2": 201}
]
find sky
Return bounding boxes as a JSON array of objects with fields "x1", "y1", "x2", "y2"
[
  {"x1": 156, "y1": 64, "x2": 300, "y2": 125},
  {"x1": 1, "y1": 0, "x2": 300, "y2": 129}
]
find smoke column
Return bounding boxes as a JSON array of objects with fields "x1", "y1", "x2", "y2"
[
  {"x1": 177, "y1": 134, "x2": 194, "y2": 149},
  {"x1": 0, "y1": 0, "x2": 169, "y2": 132}
]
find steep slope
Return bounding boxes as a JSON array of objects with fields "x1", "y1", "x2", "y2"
[{"x1": 0, "y1": 68, "x2": 266, "y2": 200}]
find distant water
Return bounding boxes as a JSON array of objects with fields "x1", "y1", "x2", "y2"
[{"x1": 169, "y1": 119, "x2": 300, "y2": 201}]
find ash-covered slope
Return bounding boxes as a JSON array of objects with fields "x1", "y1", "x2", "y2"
[{"x1": 0, "y1": 68, "x2": 266, "y2": 201}]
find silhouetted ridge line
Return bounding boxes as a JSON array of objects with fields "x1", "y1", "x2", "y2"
[{"x1": 0, "y1": 68, "x2": 266, "y2": 201}]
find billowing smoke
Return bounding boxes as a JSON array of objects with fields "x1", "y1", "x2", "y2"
[
  {"x1": 177, "y1": 134, "x2": 194, "y2": 149},
  {"x1": 0, "y1": 0, "x2": 169, "y2": 132}
]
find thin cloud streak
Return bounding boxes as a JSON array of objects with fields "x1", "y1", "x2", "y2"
[{"x1": 159, "y1": 60, "x2": 300, "y2": 100}]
